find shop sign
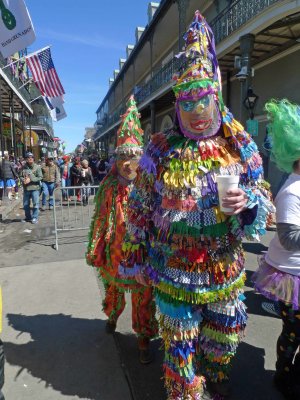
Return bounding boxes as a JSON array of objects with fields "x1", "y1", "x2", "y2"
[{"x1": 246, "y1": 119, "x2": 259, "y2": 137}]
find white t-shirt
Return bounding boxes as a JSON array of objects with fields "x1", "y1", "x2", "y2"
[{"x1": 266, "y1": 173, "x2": 300, "y2": 276}]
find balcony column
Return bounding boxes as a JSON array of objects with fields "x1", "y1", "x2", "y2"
[
  {"x1": 10, "y1": 91, "x2": 17, "y2": 158},
  {"x1": 177, "y1": 0, "x2": 190, "y2": 51},
  {"x1": 150, "y1": 101, "x2": 156, "y2": 137},
  {"x1": 21, "y1": 107, "x2": 26, "y2": 157},
  {"x1": 149, "y1": 33, "x2": 154, "y2": 78},
  {"x1": 239, "y1": 33, "x2": 255, "y2": 123},
  {"x1": 0, "y1": 80, "x2": 4, "y2": 160}
]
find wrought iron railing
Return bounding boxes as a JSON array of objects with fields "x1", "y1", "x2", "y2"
[
  {"x1": 0, "y1": 52, "x2": 32, "y2": 104},
  {"x1": 28, "y1": 115, "x2": 54, "y2": 137},
  {"x1": 210, "y1": 0, "x2": 282, "y2": 44},
  {"x1": 95, "y1": 0, "x2": 282, "y2": 139}
]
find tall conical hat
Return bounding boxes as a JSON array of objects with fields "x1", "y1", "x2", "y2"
[
  {"x1": 173, "y1": 11, "x2": 223, "y2": 107},
  {"x1": 115, "y1": 95, "x2": 144, "y2": 156}
]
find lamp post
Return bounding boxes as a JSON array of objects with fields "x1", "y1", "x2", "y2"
[{"x1": 243, "y1": 87, "x2": 259, "y2": 119}]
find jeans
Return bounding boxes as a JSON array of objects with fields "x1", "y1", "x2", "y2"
[
  {"x1": 61, "y1": 178, "x2": 72, "y2": 199},
  {"x1": 42, "y1": 182, "x2": 55, "y2": 207},
  {"x1": 81, "y1": 183, "x2": 91, "y2": 204},
  {"x1": 23, "y1": 190, "x2": 40, "y2": 221},
  {"x1": 0, "y1": 339, "x2": 4, "y2": 400}
]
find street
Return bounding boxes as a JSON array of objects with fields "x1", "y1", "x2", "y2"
[{"x1": 0, "y1": 204, "x2": 283, "y2": 400}]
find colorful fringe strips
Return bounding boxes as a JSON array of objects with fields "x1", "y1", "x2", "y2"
[{"x1": 122, "y1": 107, "x2": 271, "y2": 398}]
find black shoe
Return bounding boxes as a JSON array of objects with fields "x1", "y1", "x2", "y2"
[
  {"x1": 207, "y1": 381, "x2": 231, "y2": 398},
  {"x1": 105, "y1": 320, "x2": 116, "y2": 334},
  {"x1": 273, "y1": 372, "x2": 295, "y2": 400},
  {"x1": 139, "y1": 348, "x2": 154, "y2": 364}
]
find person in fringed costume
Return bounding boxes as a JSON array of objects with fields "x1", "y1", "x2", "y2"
[
  {"x1": 86, "y1": 96, "x2": 158, "y2": 364},
  {"x1": 119, "y1": 11, "x2": 274, "y2": 399},
  {"x1": 253, "y1": 99, "x2": 300, "y2": 400}
]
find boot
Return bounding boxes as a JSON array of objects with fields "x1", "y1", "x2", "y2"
[
  {"x1": 273, "y1": 371, "x2": 294, "y2": 400},
  {"x1": 138, "y1": 337, "x2": 153, "y2": 364},
  {"x1": 105, "y1": 320, "x2": 116, "y2": 334},
  {"x1": 207, "y1": 380, "x2": 231, "y2": 398}
]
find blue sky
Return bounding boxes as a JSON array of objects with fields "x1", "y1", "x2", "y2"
[{"x1": 26, "y1": 0, "x2": 153, "y2": 152}]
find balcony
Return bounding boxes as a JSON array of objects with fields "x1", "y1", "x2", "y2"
[
  {"x1": 29, "y1": 115, "x2": 54, "y2": 137},
  {"x1": 0, "y1": 53, "x2": 32, "y2": 106},
  {"x1": 210, "y1": 0, "x2": 281, "y2": 44},
  {"x1": 95, "y1": 0, "x2": 282, "y2": 139}
]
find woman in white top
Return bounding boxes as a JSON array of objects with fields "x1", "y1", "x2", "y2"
[{"x1": 253, "y1": 99, "x2": 300, "y2": 400}]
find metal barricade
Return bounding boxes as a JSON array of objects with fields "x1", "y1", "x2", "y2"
[{"x1": 52, "y1": 185, "x2": 99, "y2": 250}]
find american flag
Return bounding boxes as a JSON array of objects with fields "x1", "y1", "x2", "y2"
[{"x1": 26, "y1": 47, "x2": 65, "y2": 97}]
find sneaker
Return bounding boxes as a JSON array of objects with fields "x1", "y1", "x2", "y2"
[
  {"x1": 41, "y1": 205, "x2": 46, "y2": 211},
  {"x1": 21, "y1": 219, "x2": 31, "y2": 223},
  {"x1": 31, "y1": 218, "x2": 38, "y2": 224},
  {"x1": 49, "y1": 206, "x2": 54, "y2": 210},
  {"x1": 15, "y1": 194, "x2": 19, "y2": 199},
  {"x1": 261, "y1": 302, "x2": 280, "y2": 317},
  {"x1": 105, "y1": 320, "x2": 116, "y2": 334}
]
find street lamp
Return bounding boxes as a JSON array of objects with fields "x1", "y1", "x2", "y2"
[{"x1": 243, "y1": 87, "x2": 259, "y2": 119}]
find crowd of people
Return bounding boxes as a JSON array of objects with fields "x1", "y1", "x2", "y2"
[{"x1": 0, "y1": 151, "x2": 109, "y2": 223}]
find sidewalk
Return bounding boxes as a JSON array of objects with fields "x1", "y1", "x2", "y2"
[
  {"x1": 0, "y1": 208, "x2": 283, "y2": 400},
  {"x1": 1, "y1": 259, "x2": 132, "y2": 400},
  {"x1": 0, "y1": 195, "x2": 22, "y2": 221}
]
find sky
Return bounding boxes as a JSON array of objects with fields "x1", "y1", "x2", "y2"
[{"x1": 25, "y1": 0, "x2": 154, "y2": 152}]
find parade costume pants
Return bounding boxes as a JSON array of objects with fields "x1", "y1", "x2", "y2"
[
  {"x1": 276, "y1": 302, "x2": 300, "y2": 379},
  {"x1": 159, "y1": 297, "x2": 247, "y2": 400},
  {"x1": 102, "y1": 283, "x2": 157, "y2": 348}
]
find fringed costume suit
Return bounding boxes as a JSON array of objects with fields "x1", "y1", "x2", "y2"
[
  {"x1": 122, "y1": 114, "x2": 273, "y2": 399},
  {"x1": 86, "y1": 170, "x2": 158, "y2": 345}
]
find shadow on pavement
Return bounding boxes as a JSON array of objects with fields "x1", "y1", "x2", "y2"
[
  {"x1": 231, "y1": 342, "x2": 282, "y2": 400},
  {"x1": 244, "y1": 270, "x2": 280, "y2": 319},
  {"x1": 242, "y1": 241, "x2": 268, "y2": 255},
  {"x1": 114, "y1": 332, "x2": 165, "y2": 400},
  {"x1": 115, "y1": 332, "x2": 282, "y2": 400},
  {"x1": 4, "y1": 313, "x2": 125, "y2": 400}
]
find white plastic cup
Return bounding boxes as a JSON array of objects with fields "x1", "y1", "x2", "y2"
[{"x1": 216, "y1": 175, "x2": 240, "y2": 213}]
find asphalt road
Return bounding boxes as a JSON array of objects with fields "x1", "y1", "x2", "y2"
[{"x1": 0, "y1": 202, "x2": 284, "y2": 400}]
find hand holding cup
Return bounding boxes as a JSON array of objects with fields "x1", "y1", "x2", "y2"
[{"x1": 216, "y1": 175, "x2": 247, "y2": 215}]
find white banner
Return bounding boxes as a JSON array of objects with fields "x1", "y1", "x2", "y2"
[
  {"x1": 52, "y1": 102, "x2": 67, "y2": 121},
  {"x1": 0, "y1": 0, "x2": 36, "y2": 58},
  {"x1": 44, "y1": 95, "x2": 67, "y2": 122}
]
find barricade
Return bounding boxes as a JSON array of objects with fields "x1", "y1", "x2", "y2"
[{"x1": 53, "y1": 185, "x2": 99, "y2": 250}]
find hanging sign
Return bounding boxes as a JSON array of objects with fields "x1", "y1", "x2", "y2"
[{"x1": 246, "y1": 119, "x2": 259, "y2": 137}]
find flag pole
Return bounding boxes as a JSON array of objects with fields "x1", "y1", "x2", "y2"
[
  {"x1": 29, "y1": 95, "x2": 42, "y2": 103},
  {"x1": 25, "y1": 45, "x2": 51, "y2": 59},
  {"x1": 1, "y1": 45, "x2": 52, "y2": 70}
]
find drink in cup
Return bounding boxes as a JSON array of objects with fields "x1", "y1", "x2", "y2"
[{"x1": 216, "y1": 175, "x2": 240, "y2": 213}]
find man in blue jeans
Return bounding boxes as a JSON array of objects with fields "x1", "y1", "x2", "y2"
[
  {"x1": 20, "y1": 152, "x2": 43, "y2": 224},
  {"x1": 41, "y1": 156, "x2": 60, "y2": 211}
]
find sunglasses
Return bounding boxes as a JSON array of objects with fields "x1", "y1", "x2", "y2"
[{"x1": 179, "y1": 96, "x2": 211, "y2": 112}]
